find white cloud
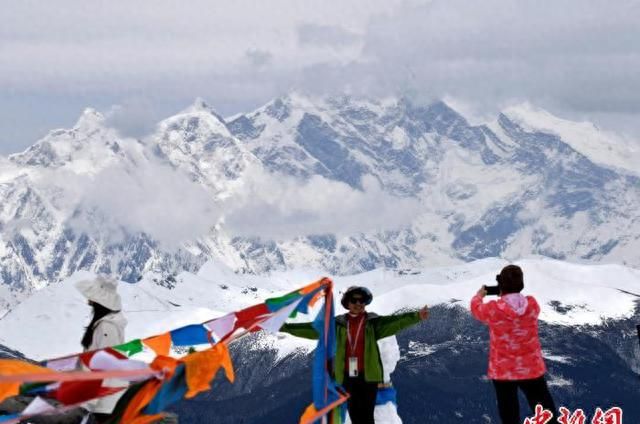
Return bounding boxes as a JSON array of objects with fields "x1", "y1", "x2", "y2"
[
  {"x1": 104, "y1": 98, "x2": 162, "y2": 139},
  {"x1": 0, "y1": 0, "x2": 389, "y2": 89},
  {"x1": 297, "y1": 24, "x2": 361, "y2": 47},
  {"x1": 441, "y1": 96, "x2": 496, "y2": 126},
  {"x1": 0, "y1": 0, "x2": 638, "y2": 152},
  {"x1": 28, "y1": 150, "x2": 422, "y2": 247},
  {"x1": 222, "y1": 170, "x2": 423, "y2": 239},
  {"x1": 35, "y1": 161, "x2": 222, "y2": 248},
  {"x1": 245, "y1": 49, "x2": 273, "y2": 68}
]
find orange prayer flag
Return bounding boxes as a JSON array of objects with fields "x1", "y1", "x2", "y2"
[
  {"x1": 219, "y1": 343, "x2": 235, "y2": 383},
  {"x1": 120, "y1": 379, "x2": 163, "y2": 424},
  {"x1": 119, "y1": 354, "x2": 180, "y2": 423},
  {"x1": 182, "y1": 343, "x2": 235, "y2": 399},
  {"x1": 143, "y1": 333, "x2": 172, "y2": 357},
  {"x1": 299, "y1": 395, "x2": 348, "y2": 424},
  {"x1": 307, "y1": 291, "x2": 324, "y2": 308},
  {"x1": 149, "y1": 355, "x2": 179, "y2": 379},
  {"x1": 299, "y1": 277, "x2": 331, "y2": 295},
  {"x1": 299, "y1": 404, "x2": 320, "y2": 424},
  {"x1": 0, "y1": 359, "x2": 55, "y2": 403},
  {"x1": 0, "y1": 381, "x2": 19, "y2": 405}
]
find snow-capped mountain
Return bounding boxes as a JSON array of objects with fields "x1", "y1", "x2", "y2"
[
  {"x1": 154, "y1": 98, "x2": 258, "y2": 194},
  {"x1": 0, "y1": 94, "x2": 639, "y2": 308},
  {"x1": 1, "y1": 258, "x2": 639, "y2": 422},
  {"x1": 9, "y1": 108, "x2": 136, "y2": 173},
  {"x1": 227, "y1": 94, "x2": 640, "y2": 268}
]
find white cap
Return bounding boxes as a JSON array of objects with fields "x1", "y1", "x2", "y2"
[{"x1": 75, "y1": 275, "x2": 122, "y2": 311}]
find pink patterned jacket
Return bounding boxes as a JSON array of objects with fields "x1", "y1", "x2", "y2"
[{"x1": 471, "y1": 294, "x2": 546, "y2": 380}]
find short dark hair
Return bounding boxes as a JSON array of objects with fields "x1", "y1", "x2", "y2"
[
  {"x1": 497, "y1": 265, "x2": 524, "y2": 294},
  {"x1": 340, "y1": 286, "x2": 373, "y2": 309}
]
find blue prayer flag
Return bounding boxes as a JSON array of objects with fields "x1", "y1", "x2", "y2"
[{"x1": 169, "y1": 325, "x2": 210, "y2": 346}]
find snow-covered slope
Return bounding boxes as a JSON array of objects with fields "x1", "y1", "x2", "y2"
[
  {"x1": 2, "y1": 257, "x2": 638, "y2": 360},
  {"x1": 502, "y1": 102, "x2": 640, "y2": 176}
]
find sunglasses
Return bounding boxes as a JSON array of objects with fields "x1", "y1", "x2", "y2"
[{"x1": 349, "y1": 297, "x2": 366, "y2": 305}]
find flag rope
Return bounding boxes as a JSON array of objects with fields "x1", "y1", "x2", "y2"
[{"x1": 0, "y1": 277, "x2": 346, "y2": 424}]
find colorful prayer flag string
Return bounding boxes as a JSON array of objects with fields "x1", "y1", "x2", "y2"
[{"x1": 0, "y1": 277, "x2": 344, "y2": 424}]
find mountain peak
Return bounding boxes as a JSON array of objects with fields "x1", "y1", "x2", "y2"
[
  {"x1": 280, "y1": 91, "x2": 322, "y2": 110},
  {"x1": 180, "y1": 97, "x2": 225, "y2": 120},
  {"x1": 402, "y1": 99, "x2": 470, "y2": 130},
  {"x1": 427, "y1": 99, "x2": 462, "y2": 116},
  {"x1": 74, "y1": 108, "x2": 106, "y2": 132},
  {"x1": 158, "y1": 98, "x2": 232, "y2": 139},
  {"x1": 191, "y1": 97, "x2": 212, "y2": 111}
]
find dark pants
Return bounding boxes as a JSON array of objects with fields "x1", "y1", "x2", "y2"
[
  {"x1": 92, "y1": 413, "x2": 110, "y2": 424},
  {"x1": 343, "y1": 375, "x2": 378, "y2": 424},
  {"x1": 492, "y1": 376, "x2": 559, "y2": 424}
]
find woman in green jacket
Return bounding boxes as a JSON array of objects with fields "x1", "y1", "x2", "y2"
[{"x1": 280, "y1": 286, "x2": 429, "y2": 424}]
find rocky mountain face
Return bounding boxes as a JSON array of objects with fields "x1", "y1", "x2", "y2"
[{"x1": 1, "y1": 94, "x2": 639, "y2": 306}]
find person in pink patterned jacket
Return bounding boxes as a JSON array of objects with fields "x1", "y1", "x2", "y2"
[{"x1": 471, "y1": 264, "x2": 559, "y2": 424}]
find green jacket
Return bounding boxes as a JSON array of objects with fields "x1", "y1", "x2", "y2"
[{"x1": 280, "y1": 311, "x2": 421, "y2": 384}]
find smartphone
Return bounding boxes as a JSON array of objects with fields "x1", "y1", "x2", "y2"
[{"x1": 485, "y1": 285, "x2": 500, "y2": 296}]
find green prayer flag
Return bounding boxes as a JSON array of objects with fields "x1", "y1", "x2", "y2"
[
  {"x1": 265, "y1": 291, "x2": 300, "y2": 310},
  {"x1": 114, "y1": 339, "x2": 144, "y2": 356}
]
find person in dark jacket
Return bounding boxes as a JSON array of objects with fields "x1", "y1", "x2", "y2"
[
  {"x1": 280, "y1": 286, "x2": 429, "y2": 424},
  {"x1": 471, "y1": 264, "x2": 559, "y2": 424}
]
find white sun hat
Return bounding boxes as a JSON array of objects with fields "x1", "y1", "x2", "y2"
[{"x1": 75, "y1": 275, "x2": 122, "y2": 311}]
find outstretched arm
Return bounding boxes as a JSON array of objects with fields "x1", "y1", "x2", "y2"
[
  {"x1": 279, "y1": 322, "x2": 320, "y2": 340},
  {"x1": 372, "y1": 308, "x2": 426, "y2": 340}
]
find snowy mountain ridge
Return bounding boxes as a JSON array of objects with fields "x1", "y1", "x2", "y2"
[
  {"x1": 501, "y1": 102, "x2": 640, "y2": 176},
  {"x1": 1, "y1": 256, "x2": 638, "y2": 360},
  {"x1": 0, "y1": 93, "x2": 639, "y2": 310}
]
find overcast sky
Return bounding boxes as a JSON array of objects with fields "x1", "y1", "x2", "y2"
[{"x1": 1, "y1": 0, "x2": 639, "y2": 154}]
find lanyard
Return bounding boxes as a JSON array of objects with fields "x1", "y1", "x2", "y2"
[{"x1": 346, "y1": 315, "x2": 366, "y2": 355}]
